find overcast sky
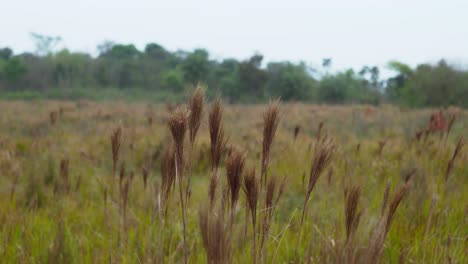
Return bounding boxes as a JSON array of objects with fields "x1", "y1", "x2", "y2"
[{"x1": 2, "y1": 0, "x2": 468, "y2": 74}]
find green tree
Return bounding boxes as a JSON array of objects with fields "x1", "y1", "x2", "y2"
[
  {"x1": 181, "y1": 49, "x2": 210, "y2": 85},
  {"x1": 102, "y1": 44, "x2": 140, "y2": 59},
  {"x1": 208, "y1": 59, "x2": 240, "y2": 101},
  {"x1": 161, "y1": 68, "x2": 185, "y2": 92},
  {"x1": 0, "y1": 47, "x2": 13, "y2": 60},
  {"x1": 3, "y1": 57, "x2": 27, "y2": 83},
  {"x1": 266, "y1": 62, "x2": 316, "y2": 101},
  {"x1": 319, "y1": 69, "x2": 380, "y2": 104},
  {"x1": 389, "y1": 60, "x2": 468, "y2": 107},
  {"x1": 51, "y1": 49, "x2": 93, "y2": 87},
  {"x1": 238, "y1": 54, "x2": 268, "y2": 100},
  {"x1": 30, "y1": 33, "x2": 62, "y2": 56}
]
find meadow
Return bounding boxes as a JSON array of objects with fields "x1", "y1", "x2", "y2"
[{"x1": 0, "y1": 91, "x2": 466, "y2": 263}]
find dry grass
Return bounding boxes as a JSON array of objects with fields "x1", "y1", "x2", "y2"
[
  {"x1": 0, "y1": 98, "x2": 466, "y2": 263},
  {"x1": 167, "y1": 108, "x2": 189, "y2": 264}
]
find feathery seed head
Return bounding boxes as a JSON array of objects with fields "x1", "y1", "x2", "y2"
[
  {"x1": 344, "y1": 185, "x2": 361, "y2": 242},
  {"x1": 161, "y1": 144, "x2": 176, "y2": 203},
  {"x1": 188, "y1": 86, "x2": 205, "y2": 145},
  {"x1": 209, "y1": 98, "x2": 225, "y2": 169},
  {"x1": 168, "y1": 108, "x2": 188, "y2": 174},
  {"x1": 261, "y1": 100, "x2": 280, "y2": 179},
  {"x1": 244, "y1": 167, "x2": 259, "y2": 218},
  {"x1": 226, "y1": 148, "x2": 246, "y2": 210},
  {"x1": 308, "y1": 139, "x2": 335, "y2": 195}
]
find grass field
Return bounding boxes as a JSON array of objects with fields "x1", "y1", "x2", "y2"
[{"x1": 0, "y1": 95, "x2": 466, "y2": 263}]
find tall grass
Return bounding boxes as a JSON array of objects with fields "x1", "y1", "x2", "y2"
[{"x1": 0, "y1": 98, "x2": 466, "y2": 263}]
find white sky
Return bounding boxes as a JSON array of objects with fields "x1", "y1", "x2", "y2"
[{"x1": 2, "y1": 0, "x2": 468, "y2": 74}]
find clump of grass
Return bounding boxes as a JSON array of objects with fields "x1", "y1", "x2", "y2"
[
  {"x1": 119, "y1": 162, "x2": 126, "y2": 202},
  {"x1": 244, "y1": 167, "x2": 260, "y2": 264},
  {"x1": 296, "y1": 137, "x2": 335, "y2": 257},
  {"x1": 2, "y1": 101, "x2": 467, "y2": 263},
  {"x1": 209, "y1": 98, "x2": 225, "y2": 171},
  {"x1": 186, "y1": 86, "x2": 205, "y2": 202},
  {"x1": 260, "y1": 175, "x2": 286, "y2": 262},
  {"x1": 363, "y1": 183, "x2": 410, "y2": 263},
  {"x1": 199, "y1": 205, "x2": 231, "y2": 264},
  {"x1": 226, "y1": 147, "x2": 245, "y2": 214},
  {"x1": 208, "y1": 98, "x2": 226, "y2": 209},
  {"x1": 188, "y1": 85, "x2": 205, "y2": 145},
  {"x1": 167, "y1": 108, "x2": 189, "y2": 264},
  {"x1": 160, "y1": 144, "x2": 176, "y2": 217},
  {"x1": 342, "y1": 185, "x2": 362, "y2": 263},
  {"x1": 209, "y1": 170, "x2": 219, "y2": 211},
  {"x1": 118, "y1": 162, "x2": 134, "y2": 239},
  {"x1": 423, "y1": 196, "x2": 437, "y2": 240},
  {"x1": 148, "y1": 144, "x2": 176, "y2": 262},
  {"x1": 261, "y1": 100, "x2": 280, "y2": 187},
  {"x1": 48, "y1": 217, "x2": 72, "y2": 264},
  {"x1": 120, "y1": 168, "x2": 132, "y2": 234}
]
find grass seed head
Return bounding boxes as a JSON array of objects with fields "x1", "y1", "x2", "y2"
[
  {"x1": 244, "y1": 167, "x2": 259, "y2": 222},
  {"x1": 168, "y1": 108, "x2": 188, "y2": 175},
  {"x1": 111, "y1": 126, "x2": 122, "y2": 178},
  {"x1": 188, "y1": 85, "x2": 205, "y2": 145},
  {"x1": 209, "y1": 98, "x2": 225, "y2": 170},
  {"x1": 261, "y1": 100, "x2": 280, "y2": 182},
  {"x1": 344, "y1": 185, "x2": 361, "y2": 243},
  {"x1": 209, "y1": 170, "x2": 219, "y2": 209},
  {"x1": 308, "y1": 139, "x2": 335, "y2": 195},
  {"x1": 226, "y1": 148, "x2": 246, "y2": 210}
]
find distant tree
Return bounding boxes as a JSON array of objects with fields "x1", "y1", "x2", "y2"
[
  {"x1": 13, "y1": 53, "x2": 54, "y2": 90},
  {"x1": 266, "y1": 62, "x2": 317, "y2": 101},
  {"x1": 322, "y1": 58, "x2": 332, "y2": 68},
  {"x1": 238, "y1": 54, "x2": 268, "y2": 99},
  {"x1": 51, "y1": 49, "x2": 93, "y2": 86},
  {"x1": 370, "y1": 66, "x2": 380, "y2": 87},
  {"x1": 2, "y1": 57, "x2": 27, "y2": 83},
  {"x1": 104, "y1": 44, "x2": 140, "y2": 59},
  {"x1": 359, "y1": 65, "x2": 383, "y2": 91},
  {"x1": 181, "y1": 49, "x2": 210, "y2": 85},
  {"x1": 96, "y1": 44, "x2": 143, "y2": 88},
  {"x1": 30, "y1": 33, "x2": 62, "y2": 56},
  {"x1": 207, "y1": 58, "x2": 240, "y2": 101},
  {"x1": 97, "y1": 40, "x2": 115, "y2": 56},
  {"x1": 111, "y1": 60, "x2": 144, "y2": 88},
  {"x1": 145, "y1": 43, "x2": 170, "y2": 61},
  {"x1": 386, "y1": 61, "x2": 414, "y2": 103},
  {"x1": 0, "y1": 47, "x2": 13, "y2": 60},
  {"x1": 1, "y1": 39, "x2": 465, "y2": 107},
  {"x1": 161, "y1": 68, "x2": 185, "y2": 92},
  {"x1": 322, "y1": 58, "x2": 332, "y2": 75},
  {"x1": 390, "y1": 60, "x2": 467, "y2": 107},
  {"x1": 319, "y1": 69, "x2": 381, "y2": 104}
]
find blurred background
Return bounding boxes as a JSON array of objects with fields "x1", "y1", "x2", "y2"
[{"x1": 1, "y1": 0, "x2": 467, "y2": 107}]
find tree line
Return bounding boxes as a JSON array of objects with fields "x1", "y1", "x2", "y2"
[{"x1": 0, "y1": 35, "x2": 467, "y2": 107}]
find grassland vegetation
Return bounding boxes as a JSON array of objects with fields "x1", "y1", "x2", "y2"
[{"x1": 0, "y1": 88, "x2": 466, "y2": 263}]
